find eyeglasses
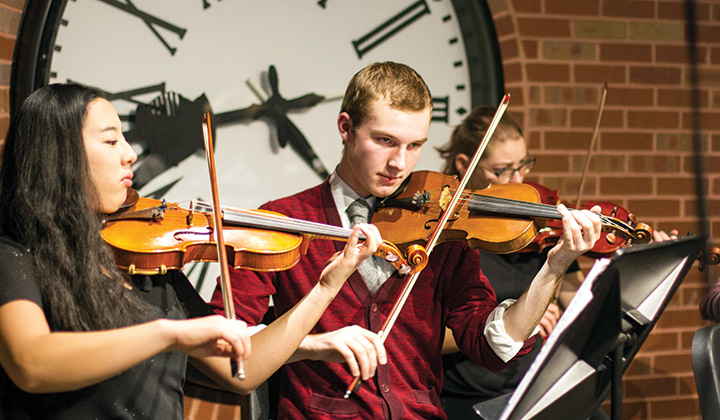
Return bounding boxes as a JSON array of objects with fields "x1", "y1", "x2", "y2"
[{"x1": 482, "y1": 157, "x2": 536, "y2": 183}]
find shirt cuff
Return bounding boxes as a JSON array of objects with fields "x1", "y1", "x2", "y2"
[{"x1": 484, "y1": 299, "x2": 539, "y2": 363}]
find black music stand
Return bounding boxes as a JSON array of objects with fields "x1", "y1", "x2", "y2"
[{"x1": 473, "y1": 235, "x2": 706, "y2": 420}]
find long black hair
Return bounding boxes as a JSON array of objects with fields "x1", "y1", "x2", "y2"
[{"x1": 0, "y1": 83, "x2": 147, "y2": 331}]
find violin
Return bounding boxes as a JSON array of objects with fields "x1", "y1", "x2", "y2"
[
  {"x1": 520, "y1": 182, "x2": 639, "y2": 258},
  {"x1": 371, "y1": 170, "x2": 654, "y2": 254},
  {"x1": 516, "y1": 182, "x2": 720, "y2": 266},
  {"x1": 101, "y1": 189, "x2": 428, "y2": 276}
]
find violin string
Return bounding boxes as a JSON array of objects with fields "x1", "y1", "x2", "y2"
[
  {"x1": 180, "y1": 201, "x2": 425, "y2": 276},
  {"x1": 189, "y1": 200, "x2": 366, "y2": 241},
  {"x1": 386, "y1": 187, "x2": 636, "y2": 238},
  {"x1": 460, "y1": 193, "x2": 636, "y2": 237},
  {"x1": 427, "y1": 189, "x2": 633, "y2": 231}
]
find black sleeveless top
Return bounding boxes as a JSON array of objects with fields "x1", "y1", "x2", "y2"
[{"x1": 0, "y1": 237, "x2": 208, "y2": 420}]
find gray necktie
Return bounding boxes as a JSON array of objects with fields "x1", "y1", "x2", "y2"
[{"x1": 346, "y1": 199, "x2": 390, "y2": 294}]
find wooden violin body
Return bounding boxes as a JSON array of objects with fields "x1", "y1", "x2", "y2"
[
  {"x1": 103, "y1": 197, "x2": 299, "y2": 275},
  {"x1": 102, "y1": 193, "x2": 428, "y2": 276},
  {"x1": 372, "y1": 171, "x2": 653, "y2": 255}
]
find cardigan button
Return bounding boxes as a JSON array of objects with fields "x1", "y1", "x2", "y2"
[
  {"x1": 381, "y1": 384, "x2": 390, "y2": 393},
  {"x1": 371, "y1": 303, "x2": 378, "y2": 312}
]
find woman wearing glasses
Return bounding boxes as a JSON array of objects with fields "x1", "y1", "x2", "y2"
[{"x1": 436, "y1": 106, "x2": 609, "y2": 420}]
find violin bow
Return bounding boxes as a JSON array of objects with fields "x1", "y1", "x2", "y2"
[
  {"x1": 202, "y1": 112, "x2": 245, "y2": 380},
  {"x1": 344, "y1": 94, "x2": 511, "y2": 398},
  {"x1": 574, "y1": 82, "x2": 608, "y2": 207}
]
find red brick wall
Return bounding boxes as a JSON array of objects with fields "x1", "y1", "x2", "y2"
[
  {"x1": 489, "y1": 0, "x2": 720, "y2": 419},
  {"x1": 0, "y1": 0, "x2": 22, "y2": 138},
  {"x1": 2, "y1": 1, "x2": 718, "y2": 419}
]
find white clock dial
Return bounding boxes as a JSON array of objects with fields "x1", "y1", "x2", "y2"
[{"x1": 49, "y1": 0, "x2": 477, "y2": 207}]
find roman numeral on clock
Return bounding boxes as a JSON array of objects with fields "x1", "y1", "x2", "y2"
[
  {"x1": 432, "y1": 96, "x2": 449, "y2": 123},
  {"x1": 351, "y1": 0, "x2": 430, "y2": 59},
  {"x1": 73, "y1": 81, "x2": 166, "y2": 120},
  {"x1": 97, "y1": 0, "x2": 186, "y2": 56}
]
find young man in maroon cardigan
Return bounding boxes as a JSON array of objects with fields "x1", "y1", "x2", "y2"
[{"x1": 210, "y1": 62, "x2": 601, "y2": 419}]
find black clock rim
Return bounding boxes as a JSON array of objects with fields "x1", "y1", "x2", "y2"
[
  {"x1": 10, "y1": 0, "x2": 504, "y2": 116},
  {"x1": 453, "y1": 0, "x2": 505, "y2": 108},
  {"x1": 10, "y1": 0, "x2": 67, "y2": 117}
]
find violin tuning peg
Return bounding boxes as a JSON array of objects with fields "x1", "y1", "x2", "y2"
[
  {"x1": 384, "y1": 252, "x2": 399, "y2": 262},
  {"x1": 627, "y1": 213, "x2": 637, "y2": 225},
  {"x1": 398, "y1": 265, "x2": 411, "y2": 275},
  {"x1": 606, "y1": 232, "x2": 617, "y2": 245}
]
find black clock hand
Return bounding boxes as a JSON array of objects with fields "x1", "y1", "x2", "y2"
[
  {"x1": 211, "y1": 101, "x2": 329, "y2": 179},
  {"x1": 124, "y1": 92, "x2": 211, "y2": 189},
  {"x1": 267, "y1": 64, "x2": 281, "y2": 101},
  {"x1": 265, "y1": 108, "x2": 330, "y2": 178},
  {"x1": 212, "y1": 93, "x2": 325, "y2": 126},
  {"x1": 264, "y1": 65, "x2": 327, "y2": 113},
  {"x1": 261, "y1": 65, "x2": 330, "y2": 178},
  {"x1": 97, "y1": 0, "x2": 185, "y2": 55},
  {"x1": 284, "y1": 93, "x2": 326, "y2": 114},
  {"x1": 212, "y1": 66, "x2": 330, "y2": 179},
  {"x1": 213, "y1": 104, "x2": 264, "y2": 126}
]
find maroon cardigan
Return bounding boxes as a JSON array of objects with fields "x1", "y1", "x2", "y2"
[{"x1": 210, "y1": 180, "x2": 535, "y2": 419}]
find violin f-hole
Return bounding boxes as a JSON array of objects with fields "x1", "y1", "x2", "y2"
[
  {"x1": 424, "y1": 213, "x2": 460, "y2": 230},
  {"x1": 173, "y1": 227, "x2": 214, "y2": 241}
]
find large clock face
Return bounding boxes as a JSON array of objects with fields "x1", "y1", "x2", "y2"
[
  {"x1": 18, "y1": 0, "x2": 503, "y2": 207},
  {"x1": 13, "y1": 0, "x2": 503, "y2": 293}
]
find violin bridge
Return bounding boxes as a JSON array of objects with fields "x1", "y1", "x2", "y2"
[
  {"x1": 438, "y1": 186, "x2": 451, "y2": 211},
  {"x1": 187, "y1": 200, "x2": 194, "y2": 225}
]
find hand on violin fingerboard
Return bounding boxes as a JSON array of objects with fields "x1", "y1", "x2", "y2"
[{"x1": 546, "y1": 204, "x2": 602, "y2": 272}]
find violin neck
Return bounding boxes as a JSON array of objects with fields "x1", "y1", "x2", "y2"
[
  {"x1": 467, "y1": 194, "x2": 561, "y2": 220},
  {"x1": 466, "y1": 194, "x2": 632, "y2": 233},
  {"x1": 221, "y1": 208, "x2": 365, "y2": 241}
]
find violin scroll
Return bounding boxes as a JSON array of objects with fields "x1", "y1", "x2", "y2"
[
  {"x1": 706, "y1": 247, "x2": 720, "y2": 266},
  {"x1": 524, "y1": 182, "x2": 653, "y2": 258},
  {"x1": 628, "y1": 222, "x2": 653, "y2": 244},
  {"x1": 376, "y1": 243, "x2": 429, "y2": 275}
]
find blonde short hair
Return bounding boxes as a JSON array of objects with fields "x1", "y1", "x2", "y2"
[{"x1": 341, "y1": 62, "x2": 432, "y2": 130}]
